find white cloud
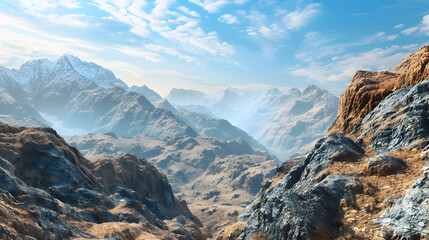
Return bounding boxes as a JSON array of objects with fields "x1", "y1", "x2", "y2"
[
  {"x1": 400, "y1": 14, "x2": 429, "y2": 36},
  {"x1": 19, "y1": 0, "x2": 81, "y2": 11},
  {"x1": 177, "y1": 6, "x2": 200, "y2": 18},
  {"x1": 402, "y1": 26, "x2": 418, "y2": 35},
  {"x1": 116, "y1": 46, "x2": 162, "y2": 62},
  {"x1": 144, "y1": 43, "x2": 198, "y2": 62},
  {"x1": 421, "y1": 15, "x2": 429, "y2": 35},
  {"x1": 282, "y1": 3, "x2": 321, "y2": 30},
  {"x1": 189, "y1": 0, "x2": 248, "y2": 13},
  {"x1": 218, "y1": 14, "x2": 239, "y2": 24},
  {"x1": 365, "y1": 32, "x2": 398, "y2": 42},
  {"x1": 93, "y1": 0, "x2": 234, "y2": 56},
  {"x1": 44, "y1": 14, "x2": 91, "y2": 27},
  {"x1": 292, "y1": 46, "x2": 407, "y2": 82},
  {"x1": 244, "y1": 4, "x2": 322, "y2": 40},
  {"x1": 393, "y1": 24, "x2": 404, "y2": 29},
  {"x1": 95, "y1": 0, "x2": 151, "y2": 37}
]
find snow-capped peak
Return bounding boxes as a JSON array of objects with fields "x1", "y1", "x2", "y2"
[{"x1": 59, "y1": 54, "x2": 128, "y2": 89}]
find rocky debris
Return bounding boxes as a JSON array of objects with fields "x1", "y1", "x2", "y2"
[
  {"x1": 329, "y1": 45, "x2": 429, "y2": 135},
  {"x1": 0, "y1": 122, "x2": 206, "y2": 239},
  {"x1": 217, "y1": 46, "x2": 429, "y2": 240},
  {"x1": 365, "y1": 155, "x2": 406, "y2": 176},
  {"x1": 378, "y1": 162, "x2": 429, "y2": 239},
  {"x1": 229, "y1": 134, "x2": 364, "y2": 240}
]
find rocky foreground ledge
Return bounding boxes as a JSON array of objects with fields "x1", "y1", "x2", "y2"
[
  {"x1": 215, "y1": 47, "x2": 429, "y2": 240},
  {"x1": 0, "y1": 122, "x2": 208, "y2": 239}
]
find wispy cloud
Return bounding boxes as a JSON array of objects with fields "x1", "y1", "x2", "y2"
[
  {"x1": 244, "y1": 3, "x2": 322, "y2": 40},
  {"x1": 402, "y1": 26, "x2": 419, "y2": 35},
  {"x1": 93, "y1": 0, "x2": 235, "y2": 56},
  {"x1": 43, "y1": 14, "x2": 92, "y2": 27},
  {"x1": 19, "y1": 0, "x2": 81, "y2": 12},
  {"x1": 188, "y1": 0, "x2": 248, "y2": 13},
  {"x1": 282, "y1": 3, "x2": 321, "y2": 30},
  {"x1": 219, "y1": 14, "x2": 239, "y2": 24},
  {"x1": 177, "y1": 6, "x2": 200, "y2": 18},
  {"x1": 292, "y1": 45, "x2": 408, "y2": 82},
  {"x1": 144, "y1": 43, "x2": 198, "y2": 63},
  {"x1": 393, "y1": 24, "x2": 404, "y2": 29},
  {"x1": 401, "y1": 14, "x2": 429, "y2": 36}
]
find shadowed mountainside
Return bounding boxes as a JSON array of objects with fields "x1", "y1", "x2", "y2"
[{"x1": 0, "y1": 122, "x2": 208, "y2": 239}]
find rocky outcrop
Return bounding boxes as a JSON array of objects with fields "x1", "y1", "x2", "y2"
[
  {"x1": 329, "y1": 45, "x2": 429, "y2": 135},
  {"x1": 67, "y1": 132, "x2": 277, "y2": 235},
  {"x1": 392, "y1": 45, "x2": 429, "y2": 89},
  {"x1": 216, "y1": 63, "x2": 429, "y2": 239},
  {"x1": 0, "y1": 122, "x2": 206, "y2": 239}
]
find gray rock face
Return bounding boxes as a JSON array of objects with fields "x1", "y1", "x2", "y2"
[
  {"x1": 236, "y1": 134, "x2": 364, "y2": 240},
  {"x1": 378, "y1": 162, "x2": 429, "y2": 238},
  {"x1": 228, "y1": 80, "x2": 429, "y2": 239},
  {"x1": 360, "y1": 80, "x2": 429, "y2": 154}
]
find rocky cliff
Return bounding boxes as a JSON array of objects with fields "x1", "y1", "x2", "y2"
[
  {"x1": 329, "y1": 45, "x2": 429, "y2": 135},
  {"x1": 0, "y1": 122, "x2": 207, "y2": 239},
  {"x1": 215, "y1": 47, "x2": 429, "y2": 239}
]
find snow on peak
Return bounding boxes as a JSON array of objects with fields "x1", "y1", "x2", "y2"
[{"x1": 60, "y1": 54, "x2": 128, "y2": 89}]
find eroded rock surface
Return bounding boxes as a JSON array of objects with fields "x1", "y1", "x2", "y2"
[
  {"x1": 216, "y1": 54, "x2": 429, "y2": 240},
  {"x1": 329, "y1": 45, "x2": 429, "y2": 135},
  {"x1": 0, "y1": 122, "x2": 207, "y2": 239}
]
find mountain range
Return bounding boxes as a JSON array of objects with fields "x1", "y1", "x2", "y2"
[
  {"x1": 0, "y1": 54, "x2": 278, "y2": 234},
  {"x1": 165, "y1": 85, "x2": 339, "y2": 159}
]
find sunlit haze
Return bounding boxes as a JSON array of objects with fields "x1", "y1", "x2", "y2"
[{"x1": 0, "y1": 0, "x2": 428, "y2": 95}]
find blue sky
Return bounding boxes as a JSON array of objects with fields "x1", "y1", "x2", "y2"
[{"x1": 0, "y1": 0, "x2": 428, "y2": 96}]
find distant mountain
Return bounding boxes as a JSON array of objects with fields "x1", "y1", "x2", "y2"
[
  {"x1": 166, "y1": 85, "x2": 339, "y2": 159},
  {"x1": 0, "y1": 66, "x2": 27, "y2": 102},
  {"x1": 129, "y1": 85, "x2": 162, "y2": 102},
  {"x1": 59, "y1": 86, "x2": 197, "y2": 137},
  {"x1": 0, "y1": 87, "x2": 48, "y2": 127},
  {"x1": 154, "y1": 99, "x2": 270, "y2": 152},
  {"x1": 0, "y1": 55, "x2": 200, "y2": 139},
  {"x1": 166, "y1": 88, "x2": 210, "y2": 106}
]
